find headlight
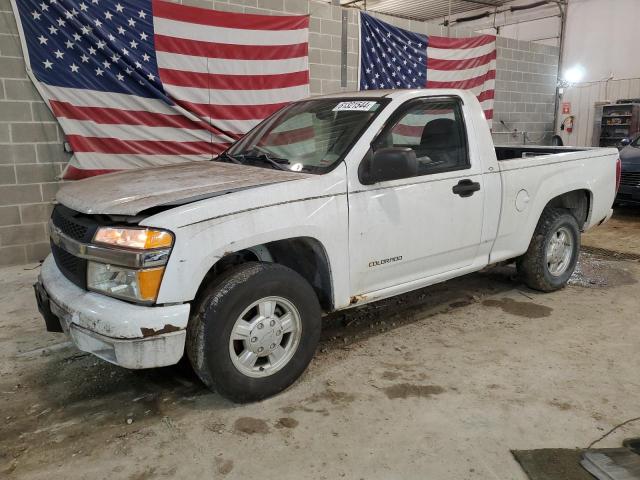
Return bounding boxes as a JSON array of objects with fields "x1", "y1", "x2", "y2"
[
  {"x1": 87, "y1": 262, "x2": 165, "y2": 303},
  {"x1": 93, "y1": 227, "x2": 173, "y2": 249}
]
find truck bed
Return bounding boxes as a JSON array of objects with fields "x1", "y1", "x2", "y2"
[
  {"x1": 495, "y1": 145, "x2": 590, "y2": 161},
  {"x1": 489, "y1": 144, "x2": 618, "y2": 265}
]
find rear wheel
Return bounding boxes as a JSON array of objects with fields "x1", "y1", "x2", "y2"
[
  {"x1": 186, "y1": 262, "x2": 321, "y2": 402},
  {"x1": 517, "y1": 208, "x2": 580, "y2": 292}
]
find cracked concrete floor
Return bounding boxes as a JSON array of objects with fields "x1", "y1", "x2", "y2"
[{"x1": 1, "y1": 208, "x2": 639, "y2": 479}]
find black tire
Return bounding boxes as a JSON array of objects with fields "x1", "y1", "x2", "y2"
[
  {"x1": 516, "y1": 208, "x2": 580, "y2": 292},
  {"x1": 186, "y1": 262, "x2": 321, "y2": 403}
]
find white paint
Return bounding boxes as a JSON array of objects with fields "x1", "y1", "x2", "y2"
[
  {"x1": 68, "y1": 324, "x2": 186, "y2": 369},
  {"x1": 163, "y1": 83, "x2": 311, "y2": 106},
  {"x1": 43, "y1": 89, "x2": 619, "y2": 369},
  {"x1": 38, "y1": 256, "x2": 188, "y2": 368},
  {"x1": 40, "y1": 256, "x2": 191, "y2": 339},
  {"x1": 144, "y1": 89, "x2": 616, "y2": 309},
  {"x1": 56, "y1": 161, "x2": 311, "y2": 215},
  {"x1": 491, "y1": 148, "x2": 617, "y2": 261},
  {"x1": 154, "y1": 17, "x2": 308, "y2": 46},
  {"x1": 156, "y1": 51, "x2": 309, "y2": 75},
  {"x1": 57, "y1": 118, "x2": 215, "y2": 143}
]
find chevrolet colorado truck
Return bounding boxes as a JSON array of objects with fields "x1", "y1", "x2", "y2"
[{"x1": 34, "y1": 89, "x2": 620, "y2": 402}]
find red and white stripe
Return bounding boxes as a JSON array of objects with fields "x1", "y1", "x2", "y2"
[
  {"x1": 58, "y1": 1, "x2": 309, "y2": 179},
  {"x1": 426, "y1": 35, "x2": 496, "y2": 124},
  {"x1": 41, "y1": 84, "x2": 219, "y2": 179},
  {"x1": 153, "y1": 1, "x2": 309, "y2": 142},
  {"x1": 392, "y1": 109, "x2": 456, "y2": 144},
  {"x1": 261, "y1": 113, "x2": 316, "y2": 159}
]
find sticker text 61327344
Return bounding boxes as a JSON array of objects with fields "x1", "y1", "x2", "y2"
[{"x1": 333, "y1": 101, "x2": 378, "y2": 112}]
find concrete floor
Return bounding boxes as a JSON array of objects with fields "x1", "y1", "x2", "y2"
[{"x1": 1, "y1": 208, "x2": 639, "y2": 479}]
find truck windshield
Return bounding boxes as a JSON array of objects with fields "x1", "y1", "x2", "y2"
[{"x1": 223, "y1": 99, "x2": 387, "y2": 174}]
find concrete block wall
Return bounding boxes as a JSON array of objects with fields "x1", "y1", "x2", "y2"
[
  {"x1": 0, "y1": 0, "x2": 558, "y2": 266},
  {"x1": 0, "y1": 0, "x2": 71, "y2": 266},
  {"x1": 492, "y1": 37, "x2": 559, "y2": 145}
]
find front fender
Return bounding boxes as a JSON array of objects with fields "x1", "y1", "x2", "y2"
[{"x1": 152, "y1": 194, "x2": 349, "y2": 306}]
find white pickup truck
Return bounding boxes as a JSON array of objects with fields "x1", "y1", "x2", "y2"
[{"x1": 35, "y1": 89, "x2": 620, "y2": 402}]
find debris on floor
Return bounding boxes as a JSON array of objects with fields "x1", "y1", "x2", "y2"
[
  {"x1": 1, "y1": 209, "x2": 640, "y2": 478},
  {"x1": 512, "y1": 449, "x2": 596, "y2": 480},
  {"x1": 582, "y1": 449, "x2": 640, "y2": 480},
  {"x1": 513, "y1": 443, "x2": 640, "y2": 480},
  {"x1": 569, "y1": 253, "x2": 637, "y2": 288}
]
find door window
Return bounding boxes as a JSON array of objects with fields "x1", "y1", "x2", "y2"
[{"x1": 376, "y1": 99, "x2": 470, "y2": 176}]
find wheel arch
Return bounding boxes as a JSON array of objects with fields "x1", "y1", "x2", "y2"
[
  {"x1": 194, "y1": 236, "x2": 335, "y2": 312},
  {"x1": 543, "y1": 188, "x2": 592, "y2": 230},
  {"x1": 490, "y1": 186, "x2": 593, "y2": 264}
]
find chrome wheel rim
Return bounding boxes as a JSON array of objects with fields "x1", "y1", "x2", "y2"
[
  {"x1": 228, "y1": 296, "x2": 302, "y2": 378},
  {"x1": 546, "y1": 226, "x2": 574, "y2": 276}
]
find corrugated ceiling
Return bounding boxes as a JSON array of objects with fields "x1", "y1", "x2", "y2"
[{"x1": 340, "y1": 0, "x2": 514, "y2": 22}]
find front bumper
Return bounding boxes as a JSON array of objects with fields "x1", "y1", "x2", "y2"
[{"x1": 35, "y1": 255, "x2": 190, "y2": 369}]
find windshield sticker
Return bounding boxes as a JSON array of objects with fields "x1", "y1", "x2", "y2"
[{"x1": 333, "y1": 101, "x2": 378, "y2": 112}]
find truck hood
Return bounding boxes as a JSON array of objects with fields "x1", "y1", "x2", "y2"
[{"x1": 56, "y1": 161, "x2": 312, "y2": 216}]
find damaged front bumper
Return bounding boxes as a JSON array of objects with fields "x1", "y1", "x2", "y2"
[{"x1": 35, "y1": 256, "x2": 190, "y2": 369}]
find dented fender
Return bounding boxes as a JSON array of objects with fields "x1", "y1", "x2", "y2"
[{"x1": 142, "y1": 165, "x2": 352, "y2": 308}]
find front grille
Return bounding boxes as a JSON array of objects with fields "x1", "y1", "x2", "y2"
[
  {"x1": 53, "y1": 213, "x2": 88, "y2": 241},
  {"x1": 620, "y1": 171, "x2": 640, "y2": 187},
  {"x1": 51, "y1": 242, "x2": 87, "y2": 288},
  {"x1": 50, "y1": 205, "x2": 100, "y2": 289},
  {"x1": 51, "y1": 205, "x2": 96, "y2": 242}
]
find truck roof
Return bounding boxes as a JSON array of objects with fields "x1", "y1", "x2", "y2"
[{"x1": 310, "y1": 88, "x2": 479, "y2": 103}]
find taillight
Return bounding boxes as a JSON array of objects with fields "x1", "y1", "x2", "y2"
[{"x1": 615, "y1": 157, "x2": 621, "y2": 192}]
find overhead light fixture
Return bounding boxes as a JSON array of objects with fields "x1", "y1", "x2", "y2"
[{"x1": 563, "y1": 65, "x2": 585, "y2": 84}]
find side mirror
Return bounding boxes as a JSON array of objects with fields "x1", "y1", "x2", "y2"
[
  {"x1": 360, "y1": 147, "x2": 418, "y2": 185},
  {"x1": 620, "y1": 137, "x2": 631, "y2": 147}
]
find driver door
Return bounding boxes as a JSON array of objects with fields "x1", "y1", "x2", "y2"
[{"x1": 348, "y1": 97, "x2": 485, "y2": 295}]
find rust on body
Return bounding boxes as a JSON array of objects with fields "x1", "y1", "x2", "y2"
[{"x1": 140, "y1": 324, "x2": 181, "y2": 337}]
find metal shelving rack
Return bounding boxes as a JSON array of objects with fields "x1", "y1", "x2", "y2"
[{"x1": 599, "y1": 102, "x2": 640, "y2": 147}]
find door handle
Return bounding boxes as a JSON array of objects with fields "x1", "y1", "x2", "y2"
[{"x1": 452, "y1": 179, "x2": 481, "y2": 197}]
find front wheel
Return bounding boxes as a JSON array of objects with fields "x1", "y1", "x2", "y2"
[
  {"x1": 517, "y1": 208, "x2": 580, "y2": 292},
  {"x1": 186, "y1": 262, "x2": 321, "y2": 403}
]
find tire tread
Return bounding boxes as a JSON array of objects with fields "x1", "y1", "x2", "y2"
[
  {"x1": 186, "y1": 262, "x2": 321, "y2": 402},
  {"x1": 516, "y1": 208, "x2": 580, "y2": 292}
]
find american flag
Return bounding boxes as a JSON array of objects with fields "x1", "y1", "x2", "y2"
[
  {"x1": 13, "y1": 0, "x2": 309, "y2": 179},
  {"x1": 360, "y1": 13, "x2": 495, "y2": 124}
]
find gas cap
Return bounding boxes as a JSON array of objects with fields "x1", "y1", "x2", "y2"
[{"x1": 515, "y1": 189, "x2": 530, "y2": 212}]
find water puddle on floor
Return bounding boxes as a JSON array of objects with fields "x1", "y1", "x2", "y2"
[{"x1": 570, "y1": 252, "x2": 637, "y2": 288}]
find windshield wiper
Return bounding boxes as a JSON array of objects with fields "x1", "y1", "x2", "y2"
[
  {"x1": 219, "y1": 148, "x2": 291, "y2": 171},
  {"x1": 216, "y1": 152, "x2": 243, "y2": 165},
  {"x1": 239, "y1": 151, "x2": 290, "y2": 171}
]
